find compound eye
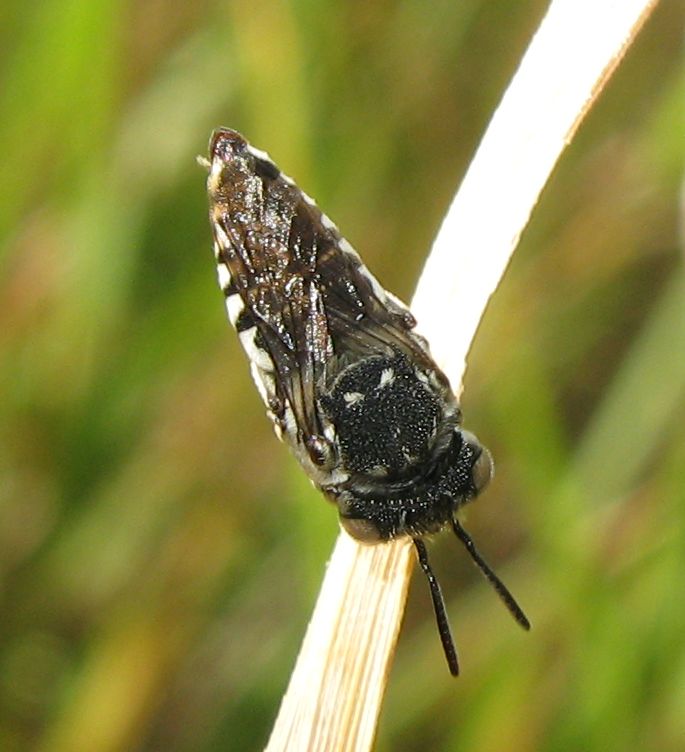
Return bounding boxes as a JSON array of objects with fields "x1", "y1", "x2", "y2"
[
  {"x1": 472, "y1": 445, "x2": 494, "y2": 495},
  {"x1": 340, "y1": 516, "x2": 383, "y2": 544},
  {"x1": 460, "y1": 430, "x2": 494, "y2": 495}
]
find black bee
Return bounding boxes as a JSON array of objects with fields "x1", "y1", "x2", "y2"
[{"x1": 203, "y1": 128, "x2": 529, "y2": 675}]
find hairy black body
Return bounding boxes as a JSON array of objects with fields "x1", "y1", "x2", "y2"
[{"x1": 204, "y1": 128, "x2": 529, "y2": 674}]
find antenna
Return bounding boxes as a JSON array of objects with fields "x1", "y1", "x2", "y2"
[
  {"x1": 451, "y1": 518, "x2": 530, "y2": 630},
  {"x1": 413, "y1": 538, "x2": 460, "y2": 676}
]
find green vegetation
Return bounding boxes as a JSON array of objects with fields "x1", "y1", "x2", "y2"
[{"x1": 1, "y1": 2, "x2": 684, "y2": 750}]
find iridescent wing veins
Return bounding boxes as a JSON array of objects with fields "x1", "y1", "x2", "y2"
[{"x1": 206, "y1": 129, "x2": 438, "y2": 468}]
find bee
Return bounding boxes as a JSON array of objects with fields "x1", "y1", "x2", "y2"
[{"x1": 203, "y1": 128, "x2": 529, "y2": 675}]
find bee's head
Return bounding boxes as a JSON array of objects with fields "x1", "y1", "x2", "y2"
[{"x1": 333, "y1": 426, "x2": 494, "y2": 544}]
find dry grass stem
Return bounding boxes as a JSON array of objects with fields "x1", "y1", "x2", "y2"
[{"x1": 265, "y1": 1, "x2": 660, "y2": 750}]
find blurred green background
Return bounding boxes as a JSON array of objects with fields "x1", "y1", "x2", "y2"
[{"x1": 1, "y1": 1, "x2": 684, "y2": 750}]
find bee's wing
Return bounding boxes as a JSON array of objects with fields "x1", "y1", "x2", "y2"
[
  {"x1": 315, "y1": 233, "x2": 431, "y2": 365},
  {"x1": 207, "y1": 129, "x2": 437, "y2": 464}
]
